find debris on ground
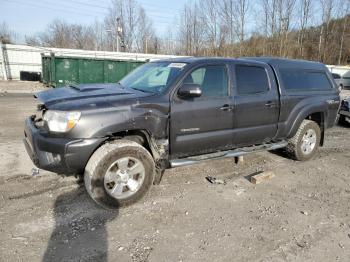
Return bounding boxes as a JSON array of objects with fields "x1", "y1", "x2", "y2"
[
  {"x1": 31, "y1": 168, "x2": 40, "y2": 176},
  {"x1": 250, "y1": 171, "x2": 275, "y2": 184},
  {"x1": 301, "y1": 211, "x2": 309, "y2": 216},
  {"x1": 205, "y1": 176, "x2": 226, "y2": 185}
]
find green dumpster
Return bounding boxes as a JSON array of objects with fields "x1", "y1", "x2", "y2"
[{"x1": 41, "y1": 54, "x2": 144, "y2": 87}]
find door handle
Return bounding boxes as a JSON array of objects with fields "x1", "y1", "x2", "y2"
[
  {"x1": 265, "y1": 101, "x2": 277, "y2": 108},
  {"x1": 220, "y1": 104, "x2": 234, "y2": 111}
]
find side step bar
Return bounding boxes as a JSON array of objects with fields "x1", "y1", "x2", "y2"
[{"x1": 170, "y1": 140, "x2": 288, "y2": 168}]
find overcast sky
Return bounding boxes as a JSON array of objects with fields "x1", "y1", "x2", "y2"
[{"x1": 0, "y1": 0, "x2": 189, "y2": 43}]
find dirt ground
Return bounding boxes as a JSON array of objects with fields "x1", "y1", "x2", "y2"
[
  {"x1": 0, "y1": 80, "x2": 47, "y2": 93},
  {"x1": 0, "y1": 82, "x2": 350, "y2": 262}
]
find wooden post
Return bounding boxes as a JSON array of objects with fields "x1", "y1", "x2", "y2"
[
  {"x1": 235, "y1": 156, "x2": 244, "y2": 164},
  {"x1": 251, "y1": 171, "x2": 275, "y2": 184}
]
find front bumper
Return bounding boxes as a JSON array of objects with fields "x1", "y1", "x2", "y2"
[{"x1": 23, "y1": 116, "x2": 106, "y2": 175}]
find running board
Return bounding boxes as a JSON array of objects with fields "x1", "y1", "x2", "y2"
[{"x1": 170, "y1": 141, "x2": 288, "y2": 168}]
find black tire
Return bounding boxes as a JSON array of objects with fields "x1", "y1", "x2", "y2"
[
  {"x1": 338, "y1": 115, "x2": 349, "y2": 126},
  {"x1": 285, "y1": 120, "x2": 321, "y2": 161},
  {"x1": 84, "y1": 140, "x2": 155, "y2": 209}
]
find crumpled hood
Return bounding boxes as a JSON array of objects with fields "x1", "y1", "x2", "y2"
[{"x1": 35, "y1": 83, "x2": 146, "y2": 108}]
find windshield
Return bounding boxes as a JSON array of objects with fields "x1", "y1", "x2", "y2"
[{"x1": 119, "y1": 62, "x2": 187, "y2": 93}]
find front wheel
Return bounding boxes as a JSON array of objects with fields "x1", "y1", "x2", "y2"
[
  {"x1": 84, "y1": 140, "x2": 155, "y2": 209},
  {"x1": 285, "y1": 120, "x2": 321, "y2": 161}
]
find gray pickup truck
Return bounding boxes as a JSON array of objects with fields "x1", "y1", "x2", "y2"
[{"x1": 24, "y1": 57, "x2": 340, "y2": 208}]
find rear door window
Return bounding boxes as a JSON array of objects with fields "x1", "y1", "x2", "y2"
[
  {"x1": 280, "y1": 69, "x2": 332, "y2": 91},
  {"x1": 235, "y1": 65, "x2": 270, "y2": 95}
]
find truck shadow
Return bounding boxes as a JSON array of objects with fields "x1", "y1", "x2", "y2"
[
  {"x1": 268, "y1": 149, "x2": 291, "y2": 160},
  {"x1": 42, "y1": 184, "x2": 118, "y2": 262},
  {"x1": 337, "y1": 121, "x2": 350, "y2": 128}
]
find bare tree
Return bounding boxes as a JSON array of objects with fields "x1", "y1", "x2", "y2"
[
  {"x1": 200, "y1": 0, "x2": 221, "y2": 55},
  {"x1": 105, "y1": 0, "x2": 139, "y2": 52},
  {"x1": 0, "y1": 22, "x2": 16, "y2": 44},
  {"x1": 276, "y1": 0, "x2": 297, "y2": 56},
  {"x1": 318, "y1": 0, "x2": 336, "y2": 61},
  {"x1": 25, "y1": 20, "x2": 103, "y2": 50},
  {"x1": 220, "y1": 0, "x2": 235, "y2": 46},
  {"x1": 260, "y1": 0, "x2": 279, "y2": 54},
  {"x1": 135, "y1": 7, "x2": 154, "y2": 53},
  {"x1": 19, "y1": 0, "x2": 350, "y2": 63},
  {"x1": 338, "y1": 0, "x2": 350, "y2": 64},
  {"x1": 91, "y1": 21, "x2": 108, "y2": 51},
  {"x1": 25, "y1": 35, "x2": 41, "y2": 46},
  {"x1": 298, "y1": 0, "x2": 312, "y2": 57},
  {"x1": 261, "y1": 0, "x2": 270, "y2": 55},
  {"x1": 178, "y1": 4, "x2": 191, "y2": 55},
  {"x1": 38, "y1": 20, "x2": 73, "y2": 48},
  {"x1": 234, "y1": 0, "x2": 250, "y2": 55},
  {"x1": 178, "y1": 2, "x2": 206, "y2": 55}
]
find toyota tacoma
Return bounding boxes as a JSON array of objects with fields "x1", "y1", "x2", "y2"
[{"x1": 24, "y1": 57, "x2": 340, "y2": 208}]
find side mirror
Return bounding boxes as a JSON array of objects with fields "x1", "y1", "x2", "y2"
[{"x1": 178, "y1": 83, "x2": 202, "y2": 98}]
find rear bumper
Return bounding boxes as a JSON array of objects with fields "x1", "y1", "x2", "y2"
[{"x1": 23, "y1": 117, "x2": 106, "y2": 175}]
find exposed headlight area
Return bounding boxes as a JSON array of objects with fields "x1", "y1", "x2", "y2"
[
  {"x1": 43, "y1": 110, "x2": 81, "y2": 133},
  {"x1": 340, "y1": 100, "x2": 350, "y2": 111}
]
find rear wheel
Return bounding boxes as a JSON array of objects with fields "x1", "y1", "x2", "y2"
[
  {"x1": 84, "y1": 140, "x2": 155, "y2": 209},
  {"x1": 285, "y1": 120, "x2": 321, "y2": 161}
]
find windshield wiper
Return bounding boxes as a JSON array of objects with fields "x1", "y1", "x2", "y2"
[
  {"x1": 69, "y1": 84, "x2": 80, "y2": 90},
  {"x1": 117, "y1": 82, "x2": 125, "y2": 89},
  {"x1": 131, "y1": 88, "x2": 154, "y2": 94}
]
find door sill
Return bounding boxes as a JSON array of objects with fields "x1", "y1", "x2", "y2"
[{"x1": 170, "y1": 140, "x2": 288, "y2": 168}]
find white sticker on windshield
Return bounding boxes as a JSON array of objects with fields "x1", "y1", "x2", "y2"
[{"x1": 168, "y1": 63, "x2": 186, "y2": 69}]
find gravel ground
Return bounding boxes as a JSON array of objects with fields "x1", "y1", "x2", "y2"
[
  {"x1": 0, "y1": 80, "x2": 47, "y2": 93},
  {"x1": 0, "y1": 83, "x2": 350, "y2": 262}
]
